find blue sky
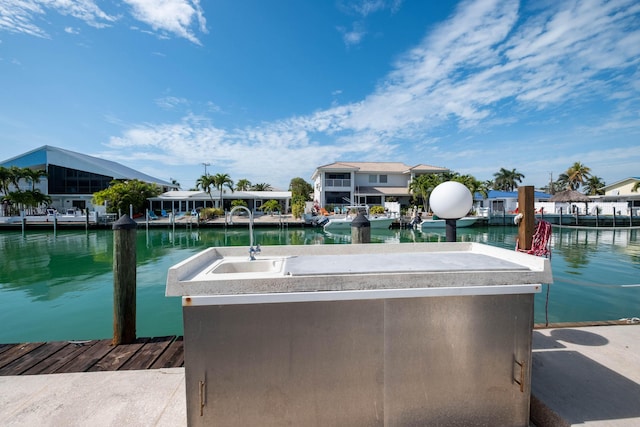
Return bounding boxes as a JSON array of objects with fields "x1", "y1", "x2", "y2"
[{"x1": 1, "y1": 0, "x2": 639, "y2": 191}]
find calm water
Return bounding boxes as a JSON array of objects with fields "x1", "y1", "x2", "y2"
[{"x1": 1, "y1": 226, "x2": 639, "y2": 343}]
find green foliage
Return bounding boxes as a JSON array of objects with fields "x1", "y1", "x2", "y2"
[
  {"x1": 0, "y1": 166, "x2": 49, "y2": 213},
  {"x1": 92, "y1": 179, "x2": 161, "y2": 214},
  {"x1": 259, "y1": 199, "x2": 281, "y2": 215},
  {"x1": 235, "y1": 178, "x2": 252, "y2": 191},
  {"x1": 251, "y1": 182, "x2": 272, "y2": 191},
  {"x1": 291, "y1": 200, "x2": 305, "y2": 219},
  {"x1": 369, "y1": 205, "x2": 385, "y2": 214},
  {"x1": 493, "y1": 168, "x2": 525, "y2": 191},
  {"x1": 231, "y1": 199, "x2": 248, "y2": 208},
  {"x1": 409, "y1": 174, "x2": 445, "y2": 210},
  {"x1": 289, "y1": 177, "x2": 313, "y2": 201},
  {"x1": 200, "y1": 207, "x2": 223, "y2": 219}
]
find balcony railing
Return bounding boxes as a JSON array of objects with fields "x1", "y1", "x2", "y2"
[{"x1": 325, "y1": 179, "x2": 351, "y2": 187}]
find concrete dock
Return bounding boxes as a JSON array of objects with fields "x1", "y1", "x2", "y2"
[
  {"x1": 531, "y1": 324, "x2": 640, "y2": 427},
  {"x1": 1, "y1": 324, "x2": 638, "y2": 426}
]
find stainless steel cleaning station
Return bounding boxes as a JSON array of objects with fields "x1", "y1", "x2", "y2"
[{"x1": 166, "y1": 242, "x2": 552, "y2": 426}]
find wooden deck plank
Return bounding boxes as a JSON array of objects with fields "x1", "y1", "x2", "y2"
[
  {"x1": 88, "y1": 338, "x2": 149, "y2": 372},
  {"x1": 22, "y1": 341, "x2": 98, "y2": 375},
  {"x1": 0, "y1": 343, "x2": 45, "y2": 370},
  {"x1": 0, "y1": 343, "x2": 17, "y2": 356},
  {"x1": 120, "y1": 336, "x2": 174, "y2": 370},
  {"x1": 0, "y1": 336, "x2": 185, "y2": 375},
  {"x1": 0, "y1": 341, "x2": 69, "y2": 376},
  {"x1": 54, "y1": 339, "x2": 115, "y2": 373},
  {"x1": 150, "y1": 336, "x2": 184, "y2": 369}
]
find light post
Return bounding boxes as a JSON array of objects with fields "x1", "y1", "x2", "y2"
[{"x1": 429, "y1": 181, "x2": 473, "y2": 242}]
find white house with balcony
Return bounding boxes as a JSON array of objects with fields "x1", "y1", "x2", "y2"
[{"x1": 311, "y1": 162, "x2": 449, "y2": 212}]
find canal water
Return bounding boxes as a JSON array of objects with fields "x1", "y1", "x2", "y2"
[{"x1": 1, "y1": 226, "x2": 638, "y2": 343}]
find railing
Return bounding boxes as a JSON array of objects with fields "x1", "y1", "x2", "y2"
[{"x1": 324, "y1": 179, "x2": 351, "y2": 187}]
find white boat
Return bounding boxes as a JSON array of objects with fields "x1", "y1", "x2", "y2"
[
  {"x1": 323, "y1": 215, "x2": 395, "y2": 231},
  {"x1": 418, "y1": 216, "x2": 478, "y2": 230},
  {"x1": 321, "y1": 206, "x2": 395, "y2": 231}
]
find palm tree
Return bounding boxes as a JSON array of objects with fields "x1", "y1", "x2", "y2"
[
  {"x1": 409, "y1": 174, "x2": 443, "y2": 211},
  {"x1": 8, "y1": 166, "x2": 26, "y2": 190},
  {"x1": 251, "y1": 182, "x2": 272, "y2": 191},
  {"x1": 583, "y1": 176, "x2": 606, "y2": 196},
  {"x1": 632, "y1": 181, "x2": 640, "y2": 192},
  {"x1": 212, "y1": 173, "x2": 234, "y2": 210},
  {"x1": 492, "y1": 168, "x2": 524, "y2": 192},
  {"x1": 235, "y1": 179, "x2": 252, "y2": 191},
  {"x1": 22, "y1": 168, "x2": 47, "y2": 191},
  {"x1": 564, "y1": 162, "x2": 591, "y2": 190},
  {"x1": 195, "y1": 174, "x2": 216, "y2": 207},
  {"x1": 455, "y1": 174, "x2": 488, "y2": 199},
  {"x1": 0, "y1": 166, "x2": 12, "y2": 196},
  {"x1": 259, "y1": 199, "x2": 281, "y2": 216}
]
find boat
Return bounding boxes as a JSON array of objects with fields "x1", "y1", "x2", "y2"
[
  {"x1": 320, "y1": 206, "x2": 395, "y2": 231},
  {"x1": 418, "y1": 216, "x2": 478, "y2": 230}
]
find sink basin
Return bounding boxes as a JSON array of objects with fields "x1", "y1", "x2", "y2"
[
  {"x1": 166, "y1": 243, "x2": 552, "y2": 299},
  {"x1": 207, "y1": 257, "x2": 285, "y2": 275}
]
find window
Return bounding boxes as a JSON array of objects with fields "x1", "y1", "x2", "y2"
[
  {"x1": 369, "y1": 175, "x2": 377, "y2": 183},
  {"x1": 379, "y1": 175, "x2": 388, "y2": 183},
  {"x1": 48, "y1": 165, "x2": 112, "y2": 194}
]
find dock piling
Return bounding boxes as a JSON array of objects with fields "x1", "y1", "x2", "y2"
[{"x1": 112, "y1": 214, "x2": 138, "y2": 345}]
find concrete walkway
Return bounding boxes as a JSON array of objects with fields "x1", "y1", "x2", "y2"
[
  {"x1": 0, "y1": 368, "x2": 186, "y2": 427},
  {"x1": 1, "y1": 325, "x2": 638, "y2": 426},
  {"x1": 531, "y1": 324, "x2": 640, "y2": 427}
]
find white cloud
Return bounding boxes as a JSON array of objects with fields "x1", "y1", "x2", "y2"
[
  {"x1": 155, "y1": 96, "x2": 189, "y2": 111},
  {"x1": 339, "y1": 23, "x2": 366, "y2": 47},
  {"x1": 109, "y1": 0, "x2": 640, "y2": 187},
  {"x1": 0, "y1": 0, "x2": 206, "y2": 44},
  {"x1": 123, "y1": 0, "x2": 207, "y2": 45},
  {"x1": 0, "y1": 0, "x2": 116, "y2": 37}
]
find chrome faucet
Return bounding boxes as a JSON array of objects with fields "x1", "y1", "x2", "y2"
[
  {"x1": 229, "y1": 205, "x2": 258, "y2": 260},
  {"x1": 249, "y1": 244, "x2": 261, "y2": 261}
]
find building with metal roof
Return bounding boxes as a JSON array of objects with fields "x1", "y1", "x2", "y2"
[{"x1": 1, "y1": 145, "x2": 177, "y2": 213}]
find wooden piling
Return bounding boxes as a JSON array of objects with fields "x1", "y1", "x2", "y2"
[
  {"x1": 351, "y1": 212, "x2": 371, "y2": 244},
  {"x1": 518, "y1": 186, "x2": 535, "y2": 251},
  {"x1": 112, "y1": 214, "x2": 138, "y2": 345}
]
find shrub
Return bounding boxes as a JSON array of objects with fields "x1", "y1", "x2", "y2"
[
  {"x1": 369, "y1": 205, "x2": 385, "y2": 215},
  {"x1": 200, "y1": 207, "x2": 223, "y2": 219}
]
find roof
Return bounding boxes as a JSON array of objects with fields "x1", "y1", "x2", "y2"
[
  {"x1": 602, "y1": 177, "x2": 640, "y2": 191},
  {"x1": 150, "y1": 190, "x2": 291, "y2": 201},
  {"x1": 481, "y1": 190, "x2": 551, "y2": 199},
  {"x1": 549, "y1": 190, "x2": 592, "y2": 202},
  {"x1": 355, "y1": 186, "x2": 409, "y2": 196},
  {"x1": 1, "y1": 145, "x2": 174, "y2": 187},
  {"x1": 312, "y1": 161, "x2": 449, "y2": 179}
]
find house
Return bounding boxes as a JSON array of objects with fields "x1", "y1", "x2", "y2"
[
  {"x1": 0, "y1": 145, "x2": 177, "y2": 214},
  {"x1": 476, "y1": 190, "x2": 552, "y2": 215},
  {"x1": 602, "y1": 177, "x2": 640, "y2": 197},
  {"x1": 593, "y1": 177, "x2": 640, "y2": 215},
  {"x1": 311, "y1": 162, "x2": 449, "y2": 212},
  {"x1": 147, "y1": 189, "x2": 292, "y2": 215}
]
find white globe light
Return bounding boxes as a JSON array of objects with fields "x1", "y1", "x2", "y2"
[{"x1": 429, "y1": 181, "x2": 473, "y2": 219}]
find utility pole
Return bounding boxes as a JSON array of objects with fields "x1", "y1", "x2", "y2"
[{"x1": 202, "y1": 162, "x2": 211, "y2": 176}]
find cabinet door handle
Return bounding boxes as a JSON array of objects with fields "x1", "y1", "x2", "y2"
[
  {"x1": 199, "y1": 380, "x2": 206, "y2": 416},
  {"x1": 513, "y1": 359, "x2": 525, "y2": 392}
]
